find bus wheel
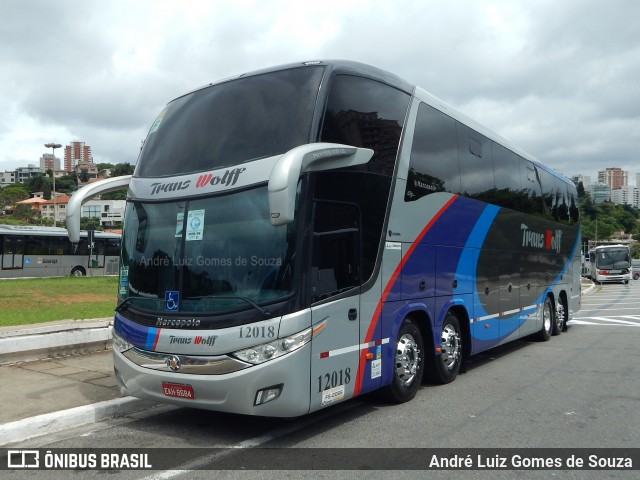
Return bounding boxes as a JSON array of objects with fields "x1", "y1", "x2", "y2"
[
  {"x1": 383, "y1": 317, "x2": 424, "y2": 403},
  {"x1": 432, "y1": 312, "x2": 462, "y2": 384},
  {"x1": 552, "y1": 299, "x2": 566, "y2": 335},
  {"x1": 537, "y1": 296, "x2": 554, "y2": 341},
  {"x1": 70, "y1": 267, "x2": 86, "y2": 277}
]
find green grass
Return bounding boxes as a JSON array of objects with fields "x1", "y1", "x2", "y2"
[{"x1": 0, "y1": 276, "x2": 119, "y2": 327}]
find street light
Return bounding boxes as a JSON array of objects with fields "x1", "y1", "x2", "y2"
[{"x1": 44, "y1": 143, "x2": 62, "y2": 227}]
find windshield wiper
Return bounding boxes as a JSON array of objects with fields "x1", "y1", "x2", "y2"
[
  {"x1": 185, "y1": 295, "x2": 271, "y2": 317},
  {"x1": 115, "y1": 296, "x2": 157, "y2": 313}
]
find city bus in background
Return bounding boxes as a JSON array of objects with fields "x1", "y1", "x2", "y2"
[
  {"x1": 67, "y1": 60, "x2": 581, "y2": 417},
  {"x1": 588, "y1": 244, "x2": 632, "y2": 284},
  {"x1": 0, "y1": 224, "x2": 120, "y2": 278}
]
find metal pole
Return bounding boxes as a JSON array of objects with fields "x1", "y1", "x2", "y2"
[{"x1": 44, "y1": 143, "x2": 62, "y2": 226}]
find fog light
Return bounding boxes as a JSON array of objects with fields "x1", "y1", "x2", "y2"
[{"x1": 254, "y1": 384, "x2": 283, "y2": 406}]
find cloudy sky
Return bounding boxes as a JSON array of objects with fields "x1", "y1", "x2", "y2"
[{"x1": 2, "y1": 0, "x2": 639, "y2": 185}]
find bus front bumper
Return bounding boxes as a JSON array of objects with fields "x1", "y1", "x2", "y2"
[{"x1": 113, "y1": 343, "x2": 312, "y2": 417}]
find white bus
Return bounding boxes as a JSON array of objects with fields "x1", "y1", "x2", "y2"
[
  {"x1": 588, "y1": 244, "x2": 632, "y2": 284},
  {"x1": 0, "y1": 224, "x2": 120, "y2": 278},
  {"x1": 67, "y1": 60, "x2": 581, "y2": 417}
]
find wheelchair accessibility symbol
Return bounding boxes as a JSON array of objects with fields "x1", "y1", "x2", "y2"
[{"x1": 164, "y1": 291, "x2": 179, "y2": 311}]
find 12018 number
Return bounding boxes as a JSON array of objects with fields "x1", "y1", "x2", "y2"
[
  {"x1": 239, "y1": 325, "x2": 276, "y2": 339},
  {"x1": 318, "y1": 368, "x2": 351, "y2": 392}
]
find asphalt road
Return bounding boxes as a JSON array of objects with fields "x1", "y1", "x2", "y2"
[{"x1": 6, "y1": 280, "x2": 640, "y2": 479}]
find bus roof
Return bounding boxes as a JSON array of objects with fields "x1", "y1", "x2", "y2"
[
  {"x1": 0, "y1": 224, "x2": 120, "y2": 238},
  {"x1": 167, "y1": 59, "x2": 574, "y2": 190}
]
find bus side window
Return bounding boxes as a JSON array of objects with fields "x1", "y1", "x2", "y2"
[
  {"x1": 457, "y1": 123, "x2": 495, "y2": 201},
  {"x1": 405, "y1": 102, "x2": 460, "y2": 202},
  {"x1": 105, "y1": 239, "x2": 121, "y2": 256},
  {"x1": 311, "y1": 201, "x2": 361, "y2": 302}
]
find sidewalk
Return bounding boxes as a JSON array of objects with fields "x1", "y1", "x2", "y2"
[
  {"x1": 0, "y1": 319, "x2": 156, "y2": 446},
  {"x1": 0, "y1": 279, "x2": 597, "y2": 446}
]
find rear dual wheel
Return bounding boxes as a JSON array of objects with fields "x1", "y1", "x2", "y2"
[
  {"x1": 552, "y1": 299, "x2": 567, "y2": 335},
  {"x1": 432, "y1": 312, "x2": 463, "y2": 384}
]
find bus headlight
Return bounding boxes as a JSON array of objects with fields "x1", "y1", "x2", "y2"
[
  {"x1": 112, "y1": 330, "x2": 133, "y2": 353},
  {"x1": 233, "y1": 327, "x2": 312, "y2": 365}
]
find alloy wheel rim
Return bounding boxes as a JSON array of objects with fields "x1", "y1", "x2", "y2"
[
  {"x1": 441, "y1": 324, "x2": 461, "y2": 370},
  {"x1": 395, "y1": 333, "x2": 420, "y2": 387}
]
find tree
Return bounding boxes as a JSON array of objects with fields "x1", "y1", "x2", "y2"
[
  {"x1": 97, "y1": 163, "x2": 115, "y2": 171},
  {"x1": 112, "y1": 162, "x2": 134, "y2": 177},
  {"x1": 24, "y1": 174, "x2": 51, "y2": 195},
  {"x1": 12, "y1": 204, "x2": 38, "y2": 221},
  {"x1": 78, "y1": 168, "x2": 90, "y2": 183},
  {"x1": 0, "y1": 183, "x2": 29, "y2": 206},
  {"x1": 80, "y1": 217, "x2": 104, "y2": 231},
  {"x1": 101, "y1": 190, "x2": 127, "y2": 200},
  {"x1": 54, "y1": 173, "x2": 78, "y2": 194}
]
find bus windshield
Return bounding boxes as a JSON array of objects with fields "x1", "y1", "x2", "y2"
[
  {"x1": 120, "y1": 185, "x2": 297, "y2": 315},
  {"x1": 136, "y1": 66, "x2": 325, "y2": 177},
  {"x1": 595, "y1": 248, "x2": 630, "y2": 269}
]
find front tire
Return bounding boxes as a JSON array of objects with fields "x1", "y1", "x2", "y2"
[
  {"x1": 70, "y1": 266, "x2": 86, "y2": 277},
  {"x1": 382, "y1": 317, "x2": 424, "y2": 403}
]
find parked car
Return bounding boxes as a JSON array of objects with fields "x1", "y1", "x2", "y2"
[{"x1": 633, "y1": 259, "x2": 640, "y2": 280}]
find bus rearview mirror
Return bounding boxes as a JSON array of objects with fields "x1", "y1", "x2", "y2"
[
  {"x1": 66, "y1": 175, "x2": 132, "y2": 243},
  {"x1": 268, "y1": 143, "x2": 374, "y2": 226}
]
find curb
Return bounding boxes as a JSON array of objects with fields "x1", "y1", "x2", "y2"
[
  {"x1": 581, "y1": 280, "x2": 596, "y2": 296},
  {"x1": 0, "y1": 397, "x2": 155, "y2": 447},
  {"x1": 0, "y1": 319, "x2": 113, "y2": 365}
]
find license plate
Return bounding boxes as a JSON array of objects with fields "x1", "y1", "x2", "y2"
[{"x1": 162, "y1": 382, "x2": 195, "y2": 400}]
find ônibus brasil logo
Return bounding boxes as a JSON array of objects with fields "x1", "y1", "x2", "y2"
[
  {"x1": 195, "y1": 167, "x2": 246, "y2": 189},
  {"x1": 521, "y1": 224, "x2": 562, "y2": 253}
]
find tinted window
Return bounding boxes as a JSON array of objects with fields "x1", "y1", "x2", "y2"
[
  {"x1": 538, "y1": 169, "x2": 555, "y2": 220},
  {"x1": 457, "y1": 124, "x2": 494, "y2": 200},
  {"x1": 137, "y1": 66, "x2": 325, "y2": 177},
  {"x1": 568, "y1": 185, "x2": 580, "y2": 224},
  {"x1": 26, "y1": 236, "x2": 48, "y2": 255},
  {"x1": 405, "y1": 103, "x2": 460, "y2": 202},
  {"x1": 320, "y1": 74, "x2": 409, "y2": 177},
  {"x1": 491, "y1": 143, "x2": 521, "y2": 209},
  {"x1": 520, "y1": 160, "x2": 543, "y2": 216},
  {"x1": 105, "y1": 238, "x2": 121, "y2": 256}
]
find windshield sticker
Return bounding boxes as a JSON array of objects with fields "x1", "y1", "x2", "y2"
[
  {"x1": 149, "y1": 107, "x2": 167, "y2": 134},
  {"x1": 186, "y1": 209, "x2": 205, "y2": 241},
  {"x1": 175, "y1": 212, "x2": 184, "y2": 238},
  {"x1": 164, "y1": 291, "x2": 180, "y2": 311},
  {"x1": 119, "y1": 267, "x2": 129, "y2": 296}
]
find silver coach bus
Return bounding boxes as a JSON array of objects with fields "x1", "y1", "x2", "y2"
[
  {"x1": 67, "y1": 60, "x2": 581, "y2": 417},
  {"x1": 588, "y1": 244, "x2": 632, "y2": 284},
  {"x1": 1, "y1": 224, "x2": 120, "y2": 278}
]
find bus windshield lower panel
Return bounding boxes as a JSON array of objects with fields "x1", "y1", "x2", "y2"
[{"x1": 120, "y1": 186, "x2": 296, "y2": 315}]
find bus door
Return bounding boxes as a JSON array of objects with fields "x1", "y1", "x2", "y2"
[
  {"x1": 2, "y1": 235, "x2": 24, "y2": 270},
  {"x1": 309, "y1": 201, "x2": 362, "y2": 412},
  {"x1": 89, "y1": 239, "x2": 106, "y2": 270}
]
